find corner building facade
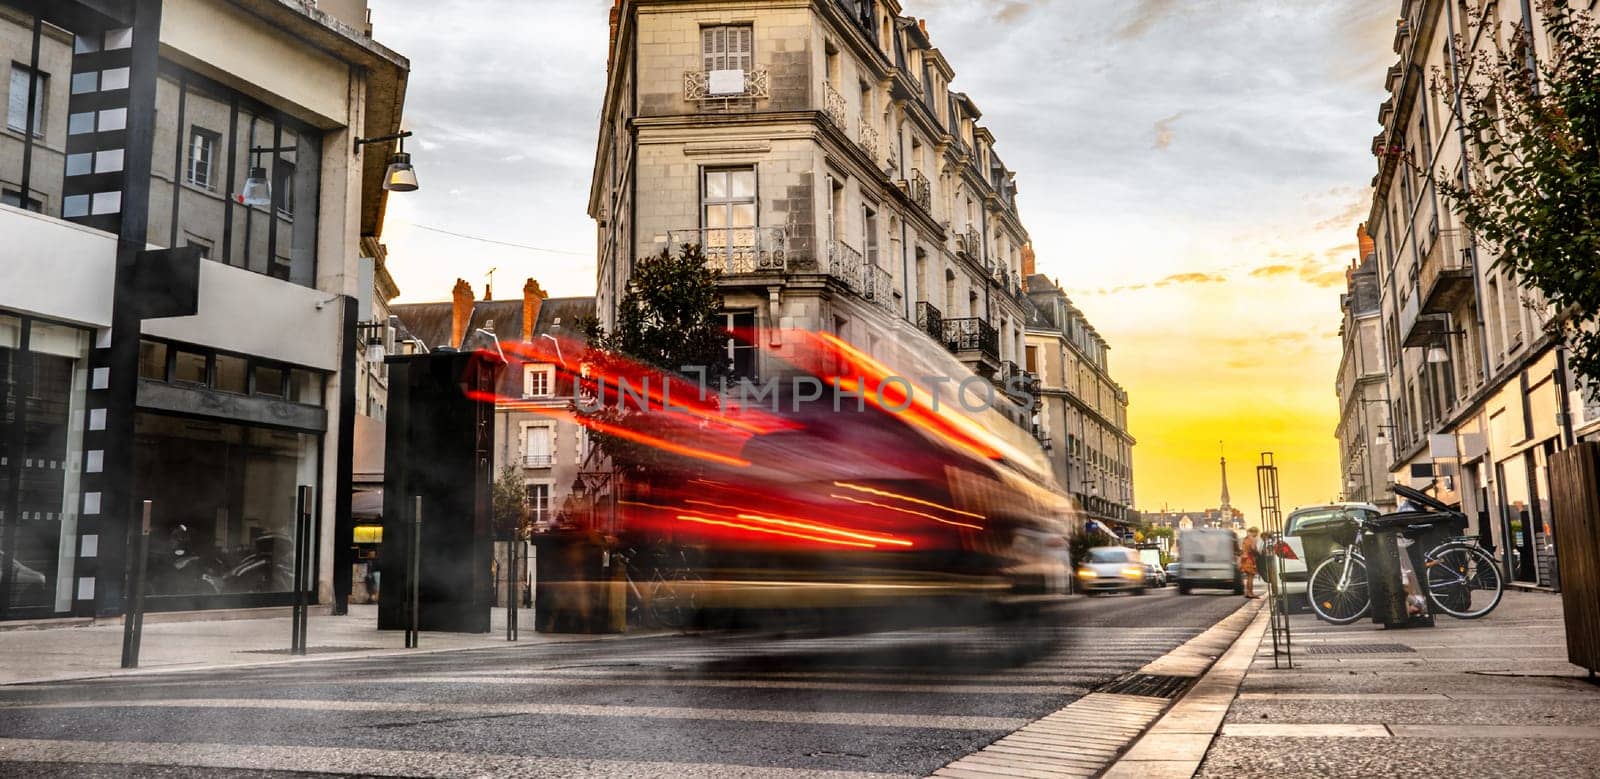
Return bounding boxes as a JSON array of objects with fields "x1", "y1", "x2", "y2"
[
  {"x1": 0, "y1": 0, "x2": 407, "y2": 620},
  {"x1": 591, "y1": 0, "x2": 1043, "y2": 433}
]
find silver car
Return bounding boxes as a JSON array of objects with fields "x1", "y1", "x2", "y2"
[{"x1": 1077, "y1": 546, "x2": 1147, "y2": 596}]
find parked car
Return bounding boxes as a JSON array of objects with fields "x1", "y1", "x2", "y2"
[
  {"x1": 1275, "y1": 503, "x2": 1380, "y2": 610},
  {"x1": 1165, "y1": 561, "x2": 1181, "y2": 582},
  {"x1": 1142, "y1": 563, "x2": 1166, "y2": 588},
  {"x1": 1176, "y1": 528, "x2": 1241, "y2": 594},
  {"x1": 1077, "y1": 546, "x2": 1147, "y2": 596}
]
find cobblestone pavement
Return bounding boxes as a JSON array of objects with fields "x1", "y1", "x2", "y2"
[{"x1": 1197, "y1": 591, "x2": 1599, "y2": 778}]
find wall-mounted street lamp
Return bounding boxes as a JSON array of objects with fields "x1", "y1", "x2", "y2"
[
  {"x1": 1374, "y1": 424, "x2": 1398, "y2": 447},
  {"x1": 1425, "y1": 329, "x2": 1467, "y2": 365},
  {"x1": 355, "y1": 321, "x2": 387, "y2": 364},
  {"x1": 355, "y1": 131, "x2": 419, "y2": 192}
]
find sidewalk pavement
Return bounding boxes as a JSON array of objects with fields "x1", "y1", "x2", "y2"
[
  {"x1": 1191, "y1": 591, "x2": 1599, "y2": 777},
  {"x1": 0, "y1": 605, "x2": 622, "y2": 686}
]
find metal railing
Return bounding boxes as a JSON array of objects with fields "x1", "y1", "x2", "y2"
[
  {"x1": 823, "y1": 82, "x2": 847, "y2": 130},
  {"x1": 915, "y1": 301, "x2": 943, "y2": 343},
  {"x1": 957, "y1": 227, "x2": 983, "y2": 258},
  {"x1": 683, "y1": 67, "x2": 770, "y2": 106},
  {"x1": 942, "y1": 317, "x2": 999, "y2": 360},
  {"x1": 862, "y1": 262, "x2": 897, "y2": 314},
  {"x1": 826, "y1": 238, "x2": 864, "y2": 292},
  {"x1": 523, "y1": 454, "x2": 554, "y2": 468},
  {"x1": 858, "y1": 114, "x2": 880, "y2": 160},
  {"x1": 668, "y1": 227, "x2": 788, "y2": 274},
  {"x1": 910, "y1": 169, "x2": 932, "y2": 213}
]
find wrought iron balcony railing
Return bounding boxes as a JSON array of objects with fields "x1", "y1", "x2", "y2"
[
  {"x1": 862, "y1": 262, "x2": 897, "y2": 314},
  {"x1": 668, "y1": 227, "x2": 788, "y2": 274},
  {"x1": 822, "y1": 82, "x2": 847, "y2": 130},
  {"x1": 858, "y1": 114, "x2": 880, "y2": 160},
  {"x1": 826, "y1": 238, "x2": 864, "y2": 292},
  {"x1": 956, "y1": 227, "x2": 983, "y2": 259},
  {"x1": 683, "y1": 67, "x2": 770, "y2": 107},
  {"x1": 915, "y1": 301, "x2": 943, "y2": 343},
  {"x1": 523, "y1": 454, "x2": 554, "y2": 468},
  {"x1": 942, "y1": 317, "x2": 999, "y2": 361},
  {"x1": 910, "y1": 169, "x2": 932, "y2": 213}
]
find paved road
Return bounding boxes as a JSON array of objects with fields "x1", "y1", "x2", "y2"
[{"x1": 0, "y1": 588, "x2": 1247, "y2": 778}]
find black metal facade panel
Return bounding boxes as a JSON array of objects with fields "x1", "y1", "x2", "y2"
[{"x1": 378, "y1": 352, "x2": 501, "y2": 634}]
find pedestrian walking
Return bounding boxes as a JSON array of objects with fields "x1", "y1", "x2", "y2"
[{"x1": 1240, "y1": 527, "x2": 1261, "y2": 599}]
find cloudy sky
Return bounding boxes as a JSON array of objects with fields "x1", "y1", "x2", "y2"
[{"x1": 369, "y1": 0, "x2": 1396, "y2": 515}]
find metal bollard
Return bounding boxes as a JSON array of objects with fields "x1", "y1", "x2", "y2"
[
  {"x1": 291, "y1": 486, "x2": 313, "y2": 655},
  {"x1": 506, "y1": 538, "x2": 519, "y2": 642},
  {"x1": 120, "y1": 500, "x2": 152, "y2": 669},
  {"x1": 405, "y1": 495, "x2": 421, "y2": 648}
]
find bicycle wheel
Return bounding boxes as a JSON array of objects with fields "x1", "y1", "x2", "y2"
[
  {"x1": 1308, "y1": 554, "x2": 1370, "y2": 625},
  {"x1": 1424, "y1": 543, "x2": 1503, "y2": 619},
  {"x1": 647, "y1": 570, "x2": 700, "y2": 629}
]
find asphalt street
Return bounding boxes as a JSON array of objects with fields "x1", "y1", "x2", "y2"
[{"x1": 0, "y1": 588, "x2": 1247, "y2": 778}]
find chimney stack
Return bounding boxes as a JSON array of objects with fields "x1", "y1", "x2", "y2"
[
  {"x1": 451, "y1": 278, "x2": 474, "y2": 348},
  {"x1": 1357, "y1": 222, "x2": 1376, "y2": 262},
  {"x1": 1021, "y1": 243, "x2": 1037, "y2": 287},
  {"x1": 522, "y1": 278, "x2": 549, "y2": 343}
]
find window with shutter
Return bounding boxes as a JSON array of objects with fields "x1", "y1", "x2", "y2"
[
  {"x1": 702, "y1": 25, "x2": 752, "y2": 73},
  {"x1": 524, "y1": 427, "x2": 554, "y2": 467}
]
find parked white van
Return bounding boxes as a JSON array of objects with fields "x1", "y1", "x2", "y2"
[{"x1": 1176, "y1": 528, "x2": 1241, "y2": 594}]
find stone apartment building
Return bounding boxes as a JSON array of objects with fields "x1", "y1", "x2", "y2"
[
  {"x1": 0, "y1": 0, "x2": 408, "y2": 621},
  {"x1": 389, "y1": 280, "x2": 596, "y2": 533},
  {"x1": 589, "y1": 0, "x2": 1043, "y2": 436},
  {"x1": 1334, "y1": 228, "x2": 1395, "y2": 513},
  {"x1": 1362, "y1": 0, "x2": 1600, "y2": 589},
  {"x1": 1024, "y1": 271, "x2": 1135, "y2": 527}
]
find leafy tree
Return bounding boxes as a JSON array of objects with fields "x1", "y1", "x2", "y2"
[
  {"x1": 491, "y1": 464, "x2": 528, "y2": 540},
  {"x1": 581, "y1": 244, "x2": 732, "y2": 483},
  {"x1": 1430, "y1": 2, "x2": 1600, "y2": 387}
]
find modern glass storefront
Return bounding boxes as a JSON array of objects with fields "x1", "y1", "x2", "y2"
[
  {"x1": 0, "y1": 313, "x2": 91, "y2": 619},
  {"x1": 133, "y1": 413, "x2": 319, "y2": 609}
]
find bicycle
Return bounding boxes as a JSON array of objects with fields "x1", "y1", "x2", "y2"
[
  {"x1": 616, "y1": 543, "x2": 703, "y2": 629},
  {"x1": 1308, "y1": 485, "x2": 1504, "y2": 624}
]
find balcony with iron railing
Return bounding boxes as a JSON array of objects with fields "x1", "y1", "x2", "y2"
[
  {"x1": 822, "y1": 82, "x2": 847, "y2": 130},
  {"x1": 667, "y1": 227, "x2": 788, "y2": 275},
  {"x1": 683, "y1": 67, "x2": 770, "y2": 109},
  {"x1": 910, "y1": 169, "x2": 932, "y2": 214},
  {"x1": 857, "y1": 114, "x2": 880, "y2": 161},
  {"x1": 1418, "y1": 228, "x2": 1474, "y2": 315},
  {"x1": 862, "y1": 262, "x2": 897, "y2": 315},
  {"x1": 942, "y1": 317, "x2": 999, "y2": 362},
  {"x1": 826, "y1": 238, "x2": 864, "y2": 292},
  {"x1": 523, "y1": 454, "x2": 554, "y2": 468},
  {"x1": 956, "y1": 227, "x2": 983, "y2": 259},
  {"x1": 915, "y1": 301, "x2": 943, "y2": 343}
]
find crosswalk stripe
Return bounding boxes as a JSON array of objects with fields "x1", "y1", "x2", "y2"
[
  {"x1": 0, "y1": 698, "x2": 1031, "y2": 731},
  {"x1": 0, "y1": 737, "x2": 912, "y2": 779}
]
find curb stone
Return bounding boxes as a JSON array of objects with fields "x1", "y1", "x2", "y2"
[
  {"x1": 929, "y1": 599, "x2": 1265, "y2": 779},
  {"x1": 1101, "y1": 608, "x2": 1271, "y2": 778}
]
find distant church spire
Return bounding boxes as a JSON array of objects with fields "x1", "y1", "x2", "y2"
[{"x1": 1218, "y1": 441, "x2": 1231, "y2": 523}]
